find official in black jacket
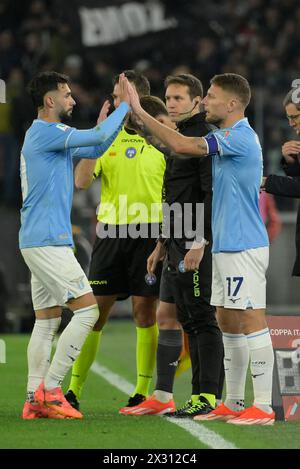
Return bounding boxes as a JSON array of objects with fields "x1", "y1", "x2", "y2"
[
  {"x1": 263, "y1": 88, "x2": 300, "y2": 275},
  {"x1": 138, "y1": 75, "x2": 224, "y2": 418},
  {"x1": 264, "y1": 174, "x2": 300, "y2": 198}
]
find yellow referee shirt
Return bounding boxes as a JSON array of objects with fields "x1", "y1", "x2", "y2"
[{"x1": 93, "y1": 127, "x2": 166, "y2": 225}]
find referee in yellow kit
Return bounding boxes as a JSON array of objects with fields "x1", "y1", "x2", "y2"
[{"x1": 65, "y1": 71, "x2": 166, "y2": 412}]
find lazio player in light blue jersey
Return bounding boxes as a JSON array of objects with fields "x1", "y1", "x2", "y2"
[
  {"x1": 20, "y1": 71, "x2": 130, "y2": 420},
  {"x1": 126, "y1": 72, "x2": 275, "y2": 425}
]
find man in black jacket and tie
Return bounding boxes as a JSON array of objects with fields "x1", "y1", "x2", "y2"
[{"x1": 262, "y1": 89, "x2": 300, "y2": 274}]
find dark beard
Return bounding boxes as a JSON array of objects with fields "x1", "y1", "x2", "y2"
[
  {"x1": 205, "y1": 114, "x2": 222, "y2": 127},
  {"x1": 59, "y1": 110, "x2": 72, "y2": 123}
]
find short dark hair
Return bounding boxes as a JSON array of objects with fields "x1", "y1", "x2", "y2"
[
  {"x1": 27, "y1": 71, "x2": 70, "y2": 108},
  {"x1": 140, "y1": 95, "x2": 168, "y2": 118},
  {"x1": 210, "y1": 73, "x2": 251, "y2": 107},
  {"x1": 113, "y1": 70, "x2": 150, "y2": 97},
  {"x1": 283, "y1": 89, "x2": 300, "y2": 110},
  {"x1": 164, "y1": 74, "x2": 203, "y2": 99}
]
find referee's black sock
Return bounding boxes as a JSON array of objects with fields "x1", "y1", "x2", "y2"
[
  {"x1": 217, "y1": 358, "x2": 225, "y2": 401},
  {"x1": 188, "y1": 333, "x2": 201, "y2": 396},
  {"x1": 188, "y1": 326, "x2": 224, "y2": 398},
  {"x1": 155, "y1": 329, "x2": 182, "y2": 393},
  {"x1": 197, "y1": 327, "x2": 224, "y2": 396}
]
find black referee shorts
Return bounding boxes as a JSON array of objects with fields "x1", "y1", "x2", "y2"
[
  {"x1": 88, "y1": 223, "x2": 162, "y2": 299},
  {"x1": 159, "y1": 260, "x2": 175, "y2": 304},
  {"x1": 162, "y1": 239, "x2": 218, "y2": 335}
]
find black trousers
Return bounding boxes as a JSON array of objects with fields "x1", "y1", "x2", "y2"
[
  {"x1": 160, "y1": 239, "x2": 224, "y2": 396},
  {"x1": 163, "y1": 239, "x2": 217, "y2": 334}
]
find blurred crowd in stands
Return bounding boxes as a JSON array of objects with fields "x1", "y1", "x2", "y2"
[{"x1": 0, "y1": 0, "x2": 299, "y2": 208}]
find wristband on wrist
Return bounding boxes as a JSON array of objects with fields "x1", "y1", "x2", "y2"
[
  {"x1": 156, "y1": 235, "x2": 168, "y2": 246},
  {"x1": 192, "y1": 238, "x2": 209, "y2": 249}
]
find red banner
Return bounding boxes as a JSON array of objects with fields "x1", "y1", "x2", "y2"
[
  {"x1": 267, "y1": 316, "x2": 300, "y2": 421},
  {"x1": 267, "y1": 315, "x2": 300, "y2": 348}
]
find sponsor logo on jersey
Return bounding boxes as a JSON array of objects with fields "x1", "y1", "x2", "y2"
[
  {"x1": 229, "y1": 297, "x2": 241, "y2": 303},
  {"x1": 251, "y1": 373, "x2": 264, "y2": 378},
  {"x1": 121, "y1": 138, "x2": 144, "y2": 143},
  {"x1": 219, "y1": 129, "x2": 230, "y2": 139},
  {"x1": 56, "y1": 123, "x2": 70, "y2": 132},
  {"x1": 193, "y1": 270, "x2": 200, "y2": 297},
  {"x1": 89, "y1": 280, "x2": 108, "y2": 285},
  {"x1": 169, "y1": 360, "x2": 179, "y2": 367},
  {"x1": 125, "y1": 147, "x2": 137, "y2": 159}
]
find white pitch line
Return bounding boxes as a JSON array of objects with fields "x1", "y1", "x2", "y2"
[{"x1": 91, "y1": 362, "x2": 237, "y2": 450}]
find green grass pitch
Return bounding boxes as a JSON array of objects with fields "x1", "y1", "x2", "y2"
[{"x1": 1, "y1": 319, "x2": 300, "y2": 449}]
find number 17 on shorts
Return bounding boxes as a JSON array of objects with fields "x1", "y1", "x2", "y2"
[{"x1": 211, "y1": 247, "x2": 268, "y2": 309}]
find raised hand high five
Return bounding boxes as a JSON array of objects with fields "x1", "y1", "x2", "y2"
[
  {"x1": 97, "y1": 99, "x2": 111, "y2": 124},
  {"x1": 118, "y1": 72, "x2": 131, "y2": 106},
  {"x1": 119, "y1": 74, "x2": 142, "y2": 113}
]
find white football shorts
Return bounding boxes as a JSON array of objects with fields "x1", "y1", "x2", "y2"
[
  {"x1": 210, "y1": 246, "x2": 269, "y2": 310},
  {"x1": 21, "y1": 246, "x2": 92, "y2": 310}
]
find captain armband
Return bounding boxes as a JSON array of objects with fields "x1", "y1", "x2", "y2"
[{"x1": 203, "y1": 134, "x2": 220, "y2": 155}]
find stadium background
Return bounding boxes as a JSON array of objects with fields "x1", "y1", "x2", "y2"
[{"x1": 1, "y1": 0, "x2": 300, "y2": 451}]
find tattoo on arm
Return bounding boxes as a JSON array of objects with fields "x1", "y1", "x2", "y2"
[
  {"x1": 146, "y1": 136, "x2": 173, "y2": 157},
  {"x1": 137, "y1": 121, "x2": 173, "y2": 156},
  {"x1": 194, "y1": 137, "x2": 208, "y2": 154},
  {"x1": 137, "y1": 121, "x2": 208, "y2": 158}
]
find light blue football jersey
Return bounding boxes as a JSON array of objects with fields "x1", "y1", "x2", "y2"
[
  {"x1": 205, "y1": 118, "x2": 269, "y2": 253},
  {"x1": 19, "y1": 102, "x2": 129, "y2": 248}
]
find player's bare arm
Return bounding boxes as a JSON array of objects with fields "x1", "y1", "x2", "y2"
[
  {"x1": 132, "y1": 109, "x2": 208, "y2": 158},
  {"x1": 75, "y1": 99, "x2": 111, "y2": 190},
  {"x1": 97, "y1": 99, "x2": 111, "y2": 124},
  {"x1": 123, "y1": 75, "x2": 208, "y2": 158},
  {"x1": 131, "y1": 115, "x2": 190, "y2": 158},
  {"x1": 118, "y1": 72, "x2": 131, "y2": 106},
  {"x1": 74, "y1": 159, "x2": 96, "y2": 189}
]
